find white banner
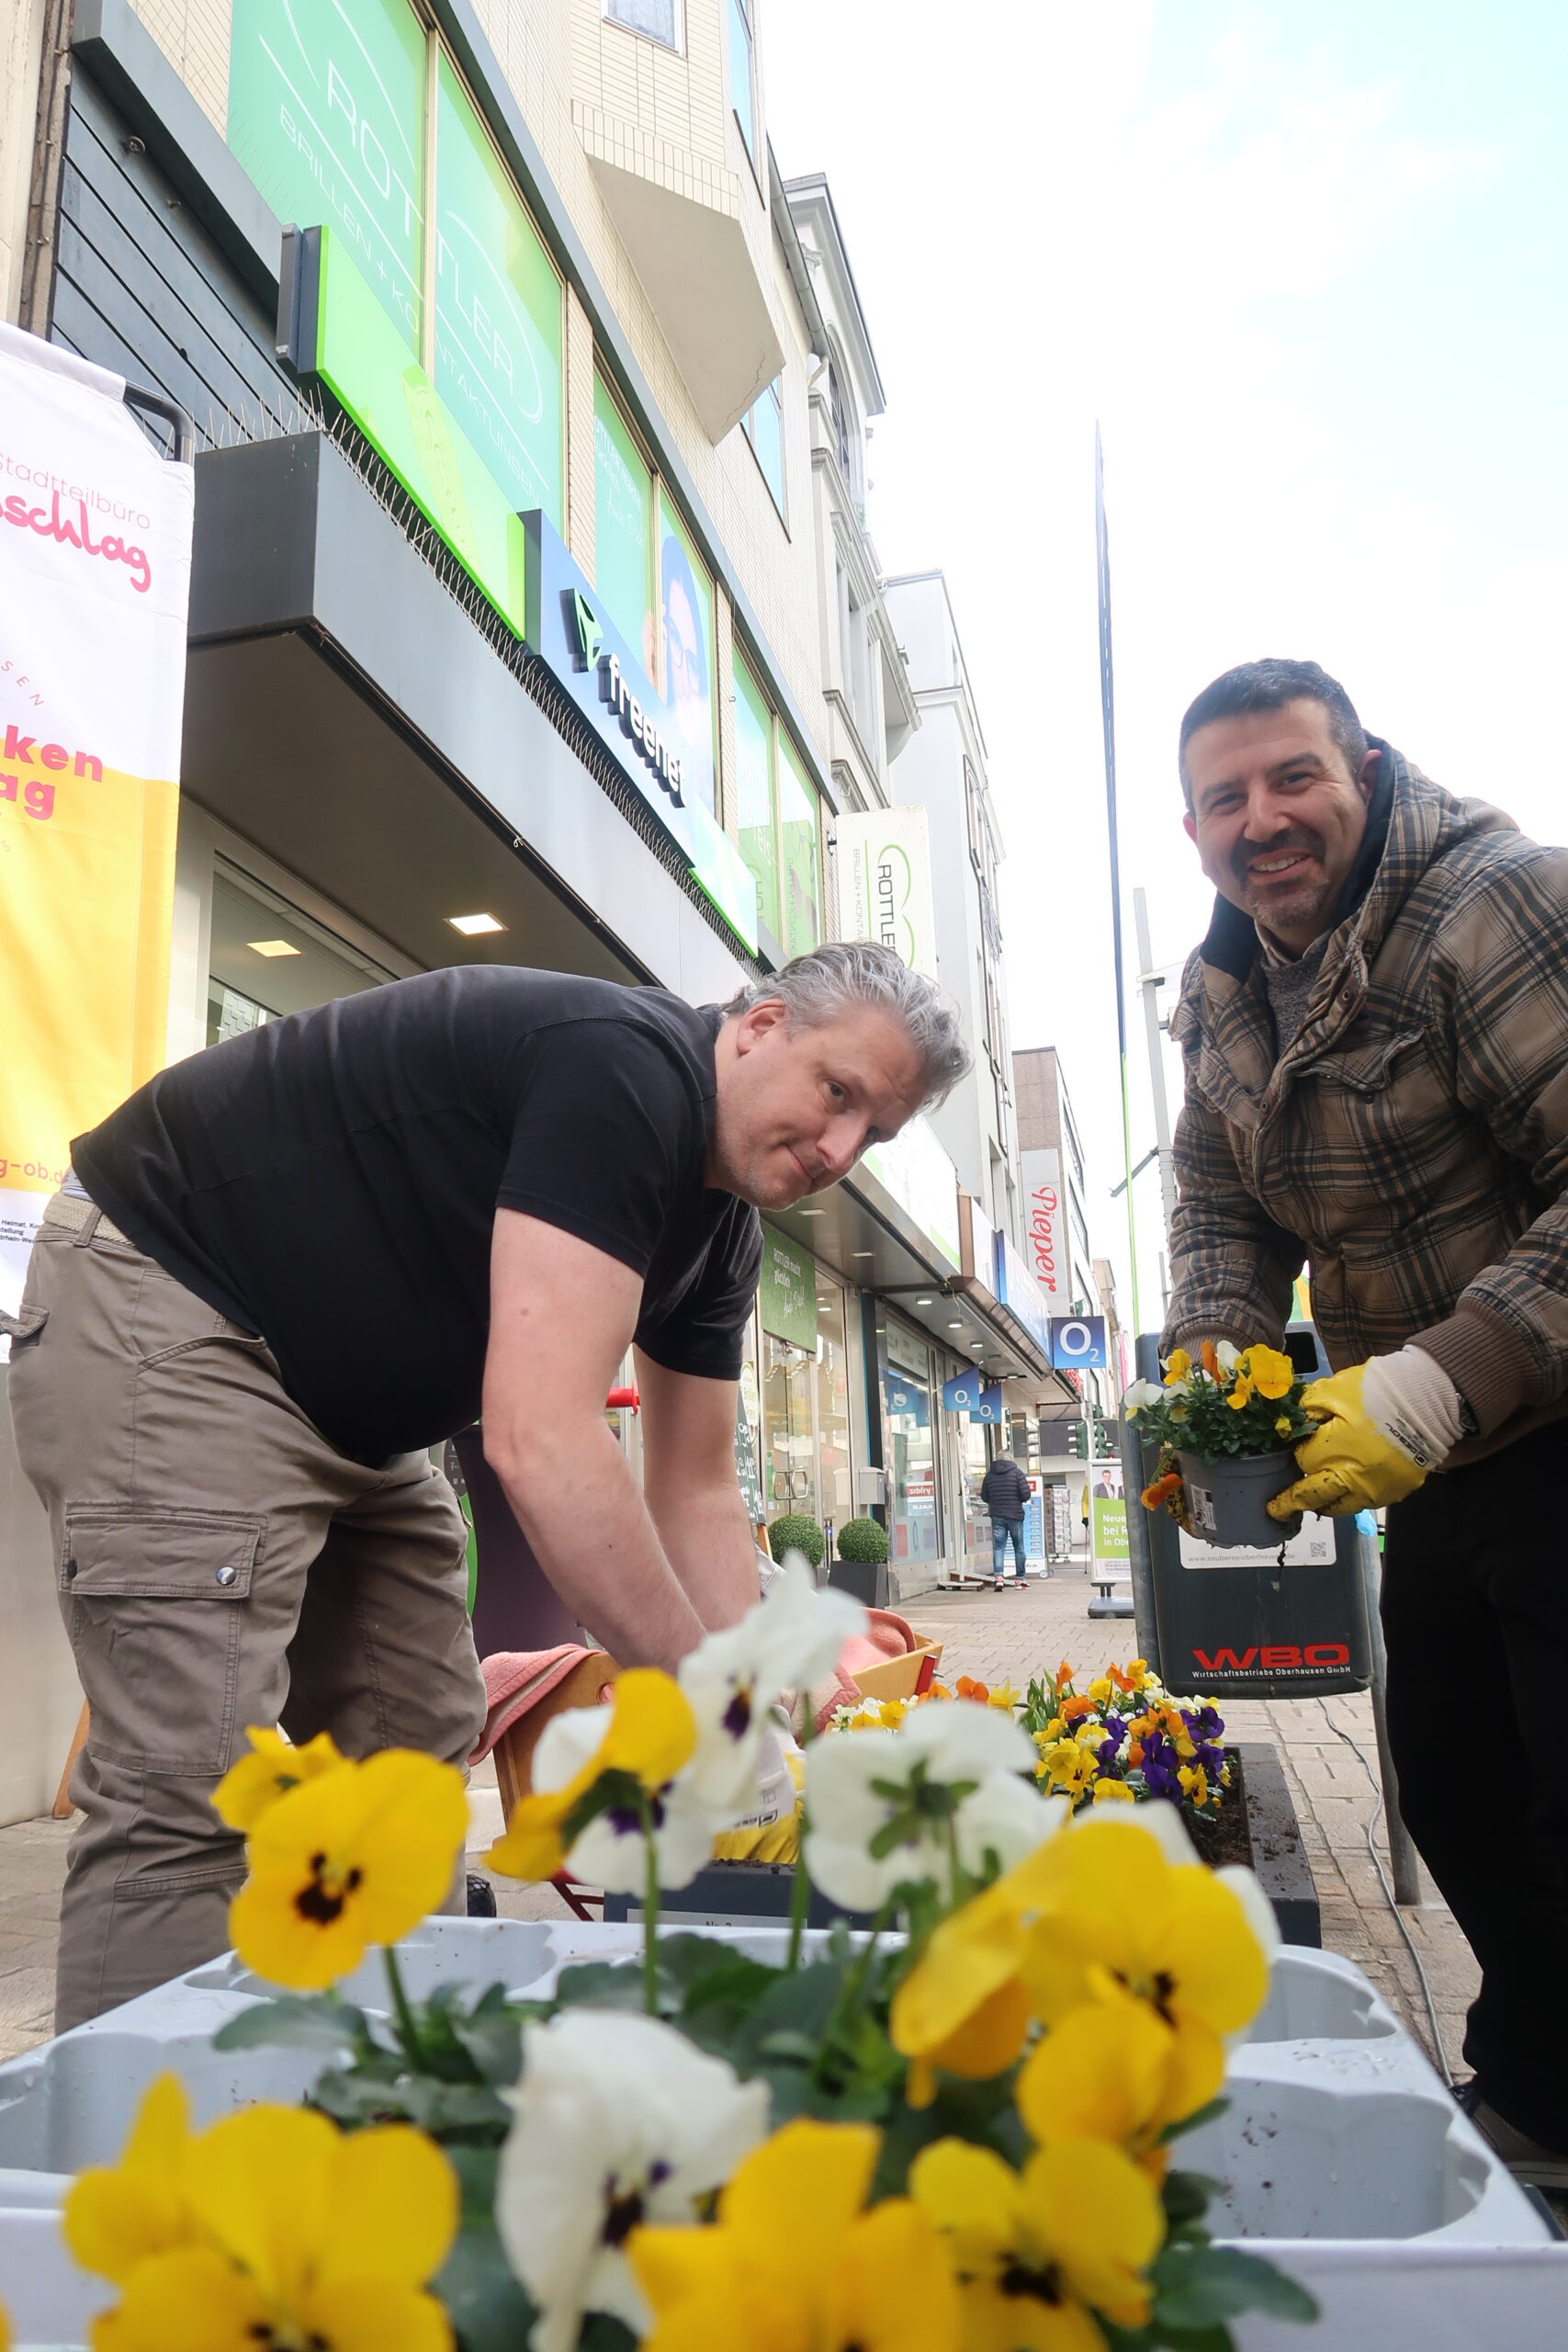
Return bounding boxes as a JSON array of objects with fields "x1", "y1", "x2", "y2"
[
  {"x1": 1021, "y1": 1146, "x2": 1068, "y2": 1305},
  {"x1": 0, "y1": 323, "x2": 194, "y2": 1317},
  {"x1": 835, "y1": 806, "x2": 939, "y2": 979}
]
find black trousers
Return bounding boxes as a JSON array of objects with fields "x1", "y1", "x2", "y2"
[{"x1": 1382, "y1": 1419, "x2": 1568, "y2": 2146}]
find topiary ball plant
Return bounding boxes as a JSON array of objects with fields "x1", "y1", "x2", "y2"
[
  {"x1": 768, "y1": 1513, "x2": 825, "y2": 1571},
  {"x1": 835, "y1": 1516, "x2": 889, "y2": 1566}
]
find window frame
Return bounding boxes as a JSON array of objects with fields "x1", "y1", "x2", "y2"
[
  {"x1": 728, "y1": 0, "x2": 759, "y2": 171},
  {"x1": 740, "y1": 378, "x2": 786, "y2": 523},
  {"x1": 603, "y1": 0, "x2": 684, "y2": 54}
]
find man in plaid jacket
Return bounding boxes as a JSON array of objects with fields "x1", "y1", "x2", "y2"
[{"x1": 1163, "y1": 656, "x2": 1568, "y2": 2185}]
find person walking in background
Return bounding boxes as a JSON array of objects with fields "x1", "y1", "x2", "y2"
[{"x1": 979, "y1": 1447, "x2": 1032, "y2": 1590}]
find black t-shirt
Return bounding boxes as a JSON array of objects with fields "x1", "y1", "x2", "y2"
[{"x1": 73, "y1": 968, "x2": 761, "y2": 1462}]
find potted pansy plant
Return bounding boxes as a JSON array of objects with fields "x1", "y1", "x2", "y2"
[{"x1": 1124, "y1": 1342, "x2": 1315, "y2": 1548}]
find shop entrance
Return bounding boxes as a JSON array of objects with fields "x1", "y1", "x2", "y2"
[{"x1": 883, "y1": 1322, "x2": 942, "y2": 1576}]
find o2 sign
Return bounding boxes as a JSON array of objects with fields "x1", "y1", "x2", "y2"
[{"x1": 1048, "y1": 1316, "x2": 1109, "y2": 1370}]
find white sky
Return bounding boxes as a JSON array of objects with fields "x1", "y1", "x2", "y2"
[{"x1": 764, "y1": 1, "x2": 1568, "y2": 1341}]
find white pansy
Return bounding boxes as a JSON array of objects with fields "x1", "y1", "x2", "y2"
[
  {"x1": 1215, "y1": 1340, "x2": 1242, "y2": 1373},
  {"x1": 531, "y1": 1704, "x2": 726, "y2": 1895},
  {"x1": 805, "y1": 1702, "x2": 1039, "y2": 1909},
  {"x1": 497, "y1": 2008, "x2": 769, "y2": 2352},
  {"x1": 1122, "y1": 1379, "x2": 1165, "y2": 1416},
  {"x1": 954, "y1": 1769, "x2": 1067, "y2": 1879},
  {"x1": 678, "y1": 1558, "x2": 863, "y2": 1811}
]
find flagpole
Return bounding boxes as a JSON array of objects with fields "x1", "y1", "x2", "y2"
[{"x1": 1095, "y1": 425, "x2": 1141, "y2": 1340}]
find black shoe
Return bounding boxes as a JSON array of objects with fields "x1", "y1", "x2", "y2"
[
  {"x1": 466, "y1": 1873, "x2": 498, "y2": 1917},
  {"x1": 1454, "y1": 2078, "x2": 1568, "y2": 2189}
]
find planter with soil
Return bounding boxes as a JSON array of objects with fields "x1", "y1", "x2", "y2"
[{"x1": 1189, "y1": 1742, "x2": 1320, "y2": 1946}]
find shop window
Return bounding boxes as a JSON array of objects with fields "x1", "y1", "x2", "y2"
[
  {"x1": 728, "y1": 0, "x2": 757, "y2": 164},
  {"x1": 434, "y1": 53, "x2": 565, "y2": 526},
  {"x1": 733, "y1": 651, "x2": 780, "y2": 942},
  {"x1": 226, "y1": 0, "x2": 565, "y2": 528},
  {"x1": 883, "y1": 1325, "x2": 940, "y2": 1568},
  {"x1": 777, "y1": 731, "x2": 822, "y2": 958},
  {"x1": 659, "y1": 490, "x2": 717, "y2": 816},
  {"x1": 761, "y1": 1270, "x2": 852, "y2": 1533},
  {"x1": 962, "y1": 1415, "x2": 993, "y2": 1576},
  {"x1": 604, "y1": 0, "x2": 682, "y2": 51},
  {"x1": 206, "y1": 865, "x2": 395, "y2": 1048},
  {"x1": 740, "y1": 379, "x2": 785, "y2": 518},
  {"x1": 594, "y1": 374, "x2": 658, "y2": 676}
]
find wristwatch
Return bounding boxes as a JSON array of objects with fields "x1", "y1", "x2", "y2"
[{"x1": 1456, "y1": 1393, "x2": 1480, "y2": 1440}]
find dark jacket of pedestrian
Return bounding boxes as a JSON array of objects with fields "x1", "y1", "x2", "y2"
[{"x1": 979, "y1": 1453, "x2": 1031, "y2": 1520}]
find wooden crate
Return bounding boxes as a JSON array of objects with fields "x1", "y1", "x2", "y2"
[{"x1": 847, "y1": 1640, "x2": 943, "y2": 1703}]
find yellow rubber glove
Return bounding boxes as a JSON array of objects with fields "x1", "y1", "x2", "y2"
[{"x1": 1266, "y1": 1358, "x2": 1443, "y2": 1521}]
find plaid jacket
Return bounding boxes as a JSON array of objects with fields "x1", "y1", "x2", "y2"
[{"x1": 1165, "y1": 746, "x2": 1568, "y2": 1463}]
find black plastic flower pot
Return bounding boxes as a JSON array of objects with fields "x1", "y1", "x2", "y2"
[{"x1": 1177, "y1": 1449, "x2": 1300, "y2": 1548}]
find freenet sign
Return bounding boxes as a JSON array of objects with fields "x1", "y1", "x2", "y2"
[
  {"x1": 525, "y1": 513, "x2": 758, "y2": 953},
  {"x1": 278, "y1": 227, "x2": 756, "y2": 954}
]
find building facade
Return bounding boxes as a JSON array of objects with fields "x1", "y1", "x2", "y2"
[
  {"x1": 882, "y1": 571, "x2": 1018, "y2": 1240},
  {"x1": 0, "y1": 0, "x2": 1069, "y2": 1816}
]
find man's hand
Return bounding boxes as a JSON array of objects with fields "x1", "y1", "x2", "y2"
[
  {"x1": 1267, "y1": 1348, "x2": 1464, "y2": 1520},
  {"x1": 483, "y1": 1211, "x2": 707, "y2": 1671}
]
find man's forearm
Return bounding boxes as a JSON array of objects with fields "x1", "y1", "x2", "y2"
[
  {"x1": 485, "y1": 1419, "x2": 705, "y2": 1671},
  {"x1": 647, "y1": 1480, "x2": 759, "y2": 1633}
]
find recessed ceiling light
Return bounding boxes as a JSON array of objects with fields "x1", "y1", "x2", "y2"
[
  {"x1": 799, "y1": 1208, "x2": 824, "y2": 1217},
  {"x1": 947, "y1": 1320, "x2": 963, "y2": 1329},
  {"x1": 447, "y1": 912, "x2": 505, "y2": 935},
  {"x1": 916, "y1": 1296, "x2": 934, "y2": 1306},
  {"x1": 852, "y1": 1250, "x2": 874, "y2": 1258},
  {"x1": 245, "y1": 938, "x2": 299, "y2": 957}
]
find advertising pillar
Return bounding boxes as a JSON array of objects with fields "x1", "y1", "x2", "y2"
[{"x1": 0, "y1": 325, "x2": 193, "y2": 1315}]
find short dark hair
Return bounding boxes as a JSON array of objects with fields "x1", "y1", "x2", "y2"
[{"x1": 1178, "y1": 659, "x2": 1368, "y2": 807}]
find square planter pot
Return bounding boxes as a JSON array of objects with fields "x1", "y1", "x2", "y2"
[{"x1": 827, "y1": 1556, "x2": 889, "y2": 1610}]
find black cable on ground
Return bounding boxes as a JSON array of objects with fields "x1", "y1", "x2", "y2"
[{"x1": 1321, "y1": 1704, "x2": 1452, "y2": 2086}]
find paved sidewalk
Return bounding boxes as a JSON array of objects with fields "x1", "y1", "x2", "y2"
[{"x1": 0, "y1": 1561, "x2": 1477, "y2": 2082}]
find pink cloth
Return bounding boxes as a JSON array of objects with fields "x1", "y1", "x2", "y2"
[{"x1": 468, "y1": 1645, "x2": 612, "y2": 1765}]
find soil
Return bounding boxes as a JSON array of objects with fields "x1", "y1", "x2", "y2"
[{"x1": 1186, "y1": 1748, "x2": 1253, "y2": 1871}]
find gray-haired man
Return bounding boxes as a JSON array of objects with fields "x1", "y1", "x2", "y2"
[{"x1": 6, "y1": 944, "x2": 967, "y2": 2025}]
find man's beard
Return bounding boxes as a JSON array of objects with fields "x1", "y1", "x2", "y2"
[{"x1": 1234, "y1": 833, "x2": 1331, "y2": 933}]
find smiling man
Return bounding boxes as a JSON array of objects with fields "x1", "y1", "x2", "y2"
[
  {"x1": 4, "y1": 941, "x2": 966, "y2": 2026},
  {"x1": 1162, "y1": 656, "x2": 1568, "y2": 2185}
]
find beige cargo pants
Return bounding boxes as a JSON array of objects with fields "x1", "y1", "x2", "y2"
[{"x1": 5, "y1": 1197, "x2": 487, "y2": 2030}]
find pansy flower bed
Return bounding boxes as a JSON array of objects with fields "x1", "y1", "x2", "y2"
[
  {"x1": 25, "y1": 1566, "x2": 1314, "y2": 2352},
  {"x1": 1021, "y1": 1660, "x2": 1231, "y2": 1823}
]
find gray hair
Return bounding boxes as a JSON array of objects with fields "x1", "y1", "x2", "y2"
[{"x1": 722, "y1": 941, "x2": 972, "y2": 1109}]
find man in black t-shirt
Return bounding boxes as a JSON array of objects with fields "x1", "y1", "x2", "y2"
[{"x1": 6, "y1": 944, "x2": 967, "y2": 2025}]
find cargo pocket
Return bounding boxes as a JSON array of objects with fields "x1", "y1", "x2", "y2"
[
  {"x1": 0, "y1": 1303, "x2": 47, "y2": 1349},
  {"x1": 59, "y1": 1509, "x2": 264, "y2": 1777}
]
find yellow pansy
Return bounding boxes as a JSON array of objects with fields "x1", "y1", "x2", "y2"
[
  {"x1": 1243, "y1": 1346, "x2": 1295, "y2": 1401},
  {"x1": 63, "y1": 2075, "x2": 197, "y2": 2285},
  {"x1": 986, "y1": 1681, "x2": 1021, "y2": 1713},
  {"x1": 1018, "y1": 1817, "x2": 1273, "y2": 2086},
  {"x1": 211, "y1": 1725, "x2": 348, "y2": 1835},
  {"x1": 889, "y1": 1837, "x2": 1066, "y2": 2098},
  {"x1": 1018, "y1": 1992, "x2": 1222, "y2": 2170},
  {"x1": 1162, "y1": 1349, "x2": 1191, "y2": 1385},
  {"x1": 1179, "y1": 1763, "x2": 1210, "y2": 1809},
  {"x1": 1276, "y1": 1415, "x2": 1293, "y2": 1438},
  {"x1": 484, "y1": 1668, "x2": 696, "y2": 1883},
  {"x1": 1091, "y1": 1779, "x2": 1134, "y2": 1804},
  {"x1": 77, "y1": 2098, "x2": 457, "y2": 2352},
  {"x1": 1088, "y1": 1678, "x2": 1112, "y2": 1708},
  {"x1": 631, "y1": 2119, "x2": 960, "y2": 2352},
  {"x1": 1038, "y1": 1738, "x2": 1097, "y2": 1801},
  {"x1": 231, "y1": 1749, "x2": 468, "y2": 1990},
  {"x1": 878, "y1": 1699, "x2": 909, "y2": 1729},
  {"x1": 1227, "y1": 1376, "x2": 1254, "y2": 1410},
  {"x1": 910, "y1": 2134, "x2": 1162, "y2": 2346}
]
